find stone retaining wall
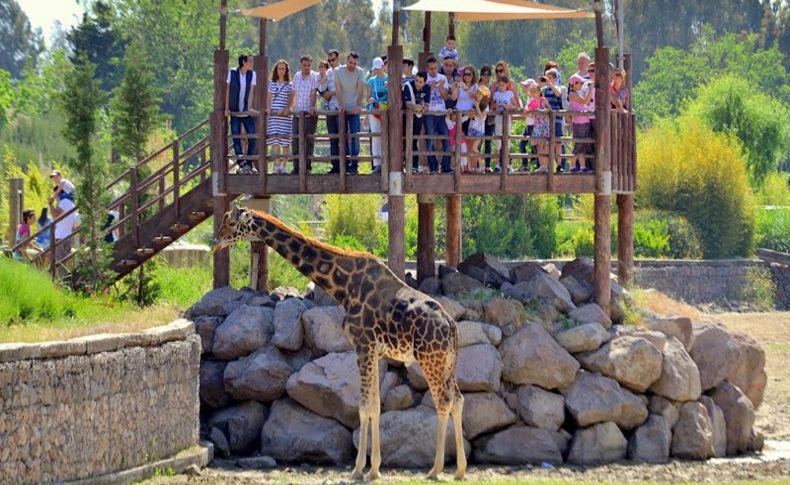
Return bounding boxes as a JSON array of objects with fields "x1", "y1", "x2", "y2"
[{"x1": 0, "y1": 320, "x2": 201, "y2": 484}]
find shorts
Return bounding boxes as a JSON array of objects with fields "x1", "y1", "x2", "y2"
[
  {"x1": 468, "y1": 128, "x2": 485, "y2": 137},
  {"x1": 573, "y1": 123, "x2": 594, "y2": 155}
]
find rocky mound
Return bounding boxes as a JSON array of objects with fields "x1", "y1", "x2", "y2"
[{"x1": 191, "y1": 255, "x2": 766, "y2": 467}]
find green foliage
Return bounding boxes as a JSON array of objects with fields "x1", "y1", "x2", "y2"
[
  {"x1": 267, "y1": 252, "x2": 309, "y2": 291},
  {"x1": 0, "y1": 0, "x2": 44, "y2": 78},
  {"x1": 115, "y1": 260, "x2": 162, "y2": 307},
  {"x1": 638, "y1": 118, "x2": 756, "y2": 258},
  {"x1": 67, "y1": 1, "x2": 126, "y2": 93},
  {"x1": 756, "y1": 207, "x2": 790, "y2": 253},
  {"x1": 686, "y1": 75, "x2": 789, "y2": 186},
  {"x1": 325, "y1": 194, "x2": 384, "y2": 252},
  {"x1": 740, "y1": 266, "x2": 777, "y2": 311},
  {"x1": 633, "y1": 218, "x2": 670, "y2": 258},
  {"x1": 0, "y1": 257, "x2": 78, "y2": 324},
  {"x1": 635, "y1": 210, "x2": 704, "y2": 259},
  {"x1": 758, "y1": 171, "x2": 790, "y2": 206},
  {"x1": 558, "y1": 226, "x2": 594, "y2": 257},
  {"x1": 0, "y1": 69, "x2": 11, "y2": 131}
]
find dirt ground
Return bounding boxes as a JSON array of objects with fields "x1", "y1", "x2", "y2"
[{"x1": 151, "y1": 311, "x2": 790, "y2": 485}]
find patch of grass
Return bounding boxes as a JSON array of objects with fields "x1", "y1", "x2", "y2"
[
  {"x1": 740, "y1": 267, "x2": 777, "y2": 310},
  {"x1": 630, "y1": 288, "x2": 702, "y2": 319}
]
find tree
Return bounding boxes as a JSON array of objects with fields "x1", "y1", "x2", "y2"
[
  {"x1": 61, "y1": 56, "x2": 111, "y2": 291},
  {"x1": 67, "y1": 1, "x2": 126, "y2": 93},
  {"x1": 0, "y1": 0, "x2": 44, "y2": 78},
  {"x1": 0, "y1": 69, "x2": 12, "y2": 132},
  {"x1": 110, "y1": 41, "x2": 161, "y2": 163}
]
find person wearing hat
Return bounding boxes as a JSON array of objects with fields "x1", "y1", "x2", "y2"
[
  {"x1": 366, "y1": 57, "x2": 388, "y2": 174},
  {"x1": 49, "y1": 170, "x2": 76, "y2": 211}
]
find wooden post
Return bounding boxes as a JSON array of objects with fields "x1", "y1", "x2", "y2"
[
  {"x1": 158, "y1": 177, "x2": 165, "y2": 210},
  {"x1": 387, "y1": 44, "x2": 406, "y2": 279},
  {"x1": 298, "y1": 113, "x2": 307, "y2": 191},
  {"x1": 212, "y1": 44, "x2": 231, "y2": 288},
  {"x1": 446, "y1": 195, "x2": 461, "y2": 267},
  {"x1": 7, "y1": 178, "x2": 23, "y2": 246},
  {"x1": 548, "y1": 111, "x2": 556, "y2": 190},
  {"x1": 417, "y1": 194, "x2": 435, "y2": 282},
  {"x1": 593, "y1": 47, "x2": 612, "y2": 315},
  {"x1": 618, "y1": 52, "x2": 635, "y2": 287},
  {"x1": 245, "y1": 196, "x2": 270, "y2": 291},
  {"x1": 500, "y1": 112, "x2": 510, "y2": 189},
  {"x1": 219, "y1": 0, "x2": 228, "y2": 51},
  {"x1": 130, "y1": 168, "x2": 140, "y2": 249},
  {"x1": 172, "y1": 139, "x2": 180, "y2": 217},
  {"x1": 448, "y1": 12, "x2": 456, "y2": 37},
  {"x1": 49, "y1": 222, "x2": 56, "y2": 278}
]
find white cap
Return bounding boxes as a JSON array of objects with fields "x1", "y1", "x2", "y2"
[{"x1": 372, "y1": 57, "x2": 384, "y2": 70}]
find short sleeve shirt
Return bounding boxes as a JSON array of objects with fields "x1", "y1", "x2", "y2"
[
  {"x1": 292, "y1": 70, "x2": 319, "y2": 112},
  {"x1": 318, "y1": 73, "x2": 337, "y2": 111},
  {"x1": 367, "y1": 75, "x2": 389, "y2": 106},
  {"x1": 426, "y1": 73, "x2": 449, "y2": 112},
  {"x1": 226, "y1": 69, "x2": 257, "y2": 113},
  {"x1": 402, "y1": 80, "x2": 430, "y2": 112},
  {"x1": 492, "y1": 90, "x2": 514, "y2": 111},
  {"x1": 334, "y1": 65, "x2": 366, "y2": 111}
]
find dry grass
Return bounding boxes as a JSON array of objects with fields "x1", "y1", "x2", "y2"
[{"x1": 630, "y1": 288, "x2": 703, "y2": 319}]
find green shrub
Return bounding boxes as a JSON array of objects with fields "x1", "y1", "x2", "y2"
[
  {"x1": 757, "y1": 171, "x2": 790, "y2": 207},
  {"x1": 756, "y1": 207, "x2": 790, "y2": 253},
  {"x1": 634, "y1": 210, "x2": 703, "y2": 259},
  {"x1": 558, "y1": 226, "x2": 594, "y2": 257},
  {"x1": 633, "y1": 218, "x2": 670, "y2": 258},
  {"x1": 638, "y1": 118, "x2": 756, "y2": 258},
  {"x1": 740, "y1": 267, "x2": 776, "y2": 311},
  {"x1": 325, "y1": 194, "x2": 384, "y2": 252}
]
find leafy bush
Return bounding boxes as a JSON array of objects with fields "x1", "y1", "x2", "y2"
[
  {"x1": 325, "y1": 194, "x2": 384, "y2": 252},
  {"x1": 633, "y1": 218, "x2": 670, "y2": 258},
  {"x1": 558, "y1": 226, "x2": 594, "y2": 257},
  {"x1": 756, "y1": 207, "x2": 790, "y2": 253},
  {"x1": 758, "y1": 171, "x2": 790, "y2": 207},
  {"x1": 638, "y1": 118, "x2": 756, "y2": 258},
  {"x1": 740, "y1": 267, "x2": 776, "y2": 311},
  {"x1": 635, "y1": 210, "x2": 703, "y2": 259}
]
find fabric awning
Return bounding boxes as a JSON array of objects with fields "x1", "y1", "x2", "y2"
[
  {"x1": 242, "y1": 0, "x2": 321, "y2": 21},
  {"x1": 404, "y1": 0, "x2": 594, "y2": 21}
]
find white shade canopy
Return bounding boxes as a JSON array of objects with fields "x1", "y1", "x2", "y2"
[{"x1": 404, "y1": 0, "x2": 594, "y2": 21}]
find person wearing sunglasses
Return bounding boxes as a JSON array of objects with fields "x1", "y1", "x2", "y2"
[{"x1": 477, "y1": 65, "x2": 496, "y2": 172}]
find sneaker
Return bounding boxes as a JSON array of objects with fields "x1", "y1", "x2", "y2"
[
  {"x1": 372, "y1": 166, "x2": 381, "y2": 174},
  {"x1": 238, "y1": 164, "x2": 258, "y2": 175},
  {"x1": 581, "y1": 166, "x2": 594, "y2": 173},
  {"x1": 570, "y1": 166, "x2": 581, "y2": 174},
  {"x1": 555, "y1": 166, "x2": 565, "y2": 174},
  {"x1": 493, "y1": 165, "x2": 501, "y2": 174},
  {"x1": 347, "y1": 168, "x2": 358, "y2": 175},
  {"x1": 535, "y1": 165, "x2": 548, "y2": 173},
  {"x1": 429, "y1": 170, "x2": 438, "y2": 175}
]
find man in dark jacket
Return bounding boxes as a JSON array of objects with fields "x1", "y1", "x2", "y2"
[{"x1": 224, "y1": 54, "x2": 258, "y2": 174}]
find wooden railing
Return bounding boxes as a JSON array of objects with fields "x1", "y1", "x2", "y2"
[
  {"x1": 611, "y1": 110, "x2": 637, "y2": 193},
  {"x1": 10, "y1": 119, "x2": 211, "y2": 280}
]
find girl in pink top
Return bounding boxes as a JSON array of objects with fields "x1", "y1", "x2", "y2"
[
  {"x1": 526, "y1": 85, "x2": 551, "y2": 173},
  {"x1": 568, "y1": 74, "x2": 594, "y2": 172}
]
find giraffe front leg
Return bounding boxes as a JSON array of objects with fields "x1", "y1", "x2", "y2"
[
  {"x1": 351, "y1": 407, "x2": 369, "y2": 480},
  {"x1": 364, "y1": 352, "x2": 382, "y2": 481},
  {"x1": 427, "y1": 410, "x2": 449, "y2": 480},
  {"x1": 351, "y1": 348, "x2": 380, "y2": 481},
  {"x1": 451, "y1": 389, "x2": 467, "y2": 480}
]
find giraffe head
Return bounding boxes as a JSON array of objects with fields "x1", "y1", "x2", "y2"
[{"x1": 212, "y1": 204, "x2": 257, "y2": 251}]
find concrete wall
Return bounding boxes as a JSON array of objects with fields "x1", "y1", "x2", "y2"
[{"x1": 0, "y1": 320, "x2": 201, "y2": 484}]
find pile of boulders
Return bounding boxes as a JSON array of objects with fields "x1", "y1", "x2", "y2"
[{"x1": 191, "y1": 255, "x2": 766, "y2": 468}]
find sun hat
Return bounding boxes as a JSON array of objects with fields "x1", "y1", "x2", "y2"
[{"x1": 372, "y1": 57, "x2": 384, "y2": 70}]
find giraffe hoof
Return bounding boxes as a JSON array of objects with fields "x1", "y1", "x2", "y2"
[
  {"x1": 426, "y1": 469, "x2": 441, "y2": 481},
  {"x1": 454, "y1": 470, "x2": 466, "y2": 480},
  {"x1": 350, "y1": 469, "x2": 364, "y2": 481},
  {"x1": 364, "y1": 470, "x2": 381, "y2": 481}
]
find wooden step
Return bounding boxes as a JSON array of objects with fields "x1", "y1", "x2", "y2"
[
  {"x1": 136, "y1": 248, "x2": 155, "y2": 256},
  {"x1": 118, "y1": 259, "x2": 138, "y2": 267},
  {"x1": 169, "y1": 223, "x2": 190, "y2": 232},
  {"x1": 189, "y1": 211, "x2": 207, "y2": 219},
  {"x1": 153, "y1": 236, "x2": 173, "y2": 244}
]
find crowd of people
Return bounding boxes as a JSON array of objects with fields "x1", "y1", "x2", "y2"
[{"x1": 223, "y1": 35, "x2": 631, "y2": 176}]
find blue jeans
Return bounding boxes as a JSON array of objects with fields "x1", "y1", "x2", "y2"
[
  {"x1": 345, "y1": 114, "x2": 361, "y2": 171},
  {"x1": 424, "y1": 114, "x2": 452, "y2": 172},
  {"x1": 326, "y1": 114, "x2": 340, "y2": 171},
  {"x1": 483, "y1": 120, "x2": 496, "y2": 168},
  {"x1": 230, "y1": 116, "x2": 256, "y2": 167}
]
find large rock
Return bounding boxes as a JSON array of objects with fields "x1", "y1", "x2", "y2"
[
  {"x1": 646, "y1": 314, "x2": 694, "y2": 350},
  {"x1": 457, "y1": 320, "x2": 502, "y2": 347},
  {"x1": 555, "y1": 323, "x2": 611, "y2": 353},
  {"x1": 560, "y1": 257, "x2": 595, "y2": 285},
  {"x1": 726, "y1": 331, "x2": 767, "y2": 409},
  {"x1": 499, "y1": 324, "x2": 579, "y2": 390},
  {"x1": 383, "y1": 384, "x2": 414, "y2": 412},
  {"x1": 441, "y1": 271, "x2": 484, "y2": 295},
  {"x1": 302, "y1": 305, "x2": 352, "y2": 355},
  {"x1": 187, "y1": 286, "x2": 247, "y2": 318},
  {"x1": 648, "y1": 395, "x2": 680, "y2": 428},
  {"x1": 560, "y1": 275, "x2": 593, "y2": 305},
  {"x1": 200, "y1": 360, "x2": 230, "y2": 409},
  {"x1": 516, "y1": 385, "x2": 565, "y2": 431},
  {"x1": 418, "y1": 276, "x2": 442, "y2": 295},
  {"x1": 473, "y1": 425, "x2": 564, "y2": 465},
  {"x1": 458, "y1": 252, "x2": 511, "y2": 288},
  {"x1": 576, "y1": 336, "x2": 663, "y2": 393},
  {"x1": 689, "y1": 322, "x2": 740, "y2": 391},
  {"x1": 261, "y1": 398, "x2": 354, "y2": 465},
  {"x1": 456, "y1": 344, "x2": 502, "y2": 392},
  {"x1": 567, "y1": 422, "x2": 627, "y2": 464},
  {"x1": 223, "y1": 347, "x2": 293, "y2": 402},
  {"x1": 699, "y1": 395, "x2": 727, "y2": 458},
  {"x1": 271, "y1": 298, "x2": 307, "y2": 351},
  {"x1": 212, "y1": 305, "x2": 274, "y2": 360},
  {"x1": 569, "y1": 303, "x2": 612, "y2": 328},
  {"x1": 671, "y1": 402, "x2": 715, "y2": 460},
  {"x1": 436, "y1": 296, "x2": 466, "y2": 321},
  {"x1": 194, "y1": 316, "x2": 222, "y2": 354},
  {"x1": 406, "y1": 364, "x2": 429, "y2": 391},
  {"x1": 461, "y1": 392, "x2": 517, "y2": 440},
  {"x1": 483, "y1": 298, "x2": 523, "y2": 328},
  {"x1": 286, "y1": 351, "x2": 382, "y2": 428},
  {"x1": 209, "y1": 426, "x2": 230, "y2": 458},
  {"x1": 502, "y1": 273, "x2": 575, "y2": 313},
  {"x1": 509, "y1": 262, "x2": 547, "y2": 284},
  {"x1": 710, "y1": 382, "x2": 755, "y2": 456},
  {"x1": 627, "y1": 415, "x2": 671, "y2": 463},
  {"x1": 209, "y1": 401, "x2": 267, "y2": 454},
  {"x1": 561, "y1": 371, "x2": 648, "y2": 430},
  {"x1": 649, "y1": 337, "x2": 701, "y2": 402},
  {"x1": 352, "y1": 407, "x2": 470, "y2": 467}
]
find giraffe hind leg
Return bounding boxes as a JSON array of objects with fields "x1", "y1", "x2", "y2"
[
  {"x1": 424, "y1": 358, "x2": 454, "y2": 480},
  {"x1": 450, "y1": 382, "x2": 466, "y2": 480}
]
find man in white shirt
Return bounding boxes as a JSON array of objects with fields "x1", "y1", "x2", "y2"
[
  {"x1": 224, "y1": 54, "x2": 258, "y2": 174},
  {"x1": 424, "y1": 56, "x2": 453, "y2": 173},
  {"x1": 291, "y1": 54, "x2": 319, "y2": 174},
  {"x1": 324, "y1": 49, "x2": 342, "y2": 173},
  {"x1": 49, "y1": 202, "x2": 77, "y2": 274}
]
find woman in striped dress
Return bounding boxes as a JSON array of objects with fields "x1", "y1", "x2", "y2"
[{"x1": 267, "y1": 59, "x2": 294, "y2": 174}]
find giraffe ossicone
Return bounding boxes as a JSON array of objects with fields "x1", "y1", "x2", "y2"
[{"x1": 214, "y1": 206, "x2": 467, "y2": 480}]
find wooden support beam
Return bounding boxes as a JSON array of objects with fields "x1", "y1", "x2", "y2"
[
  {"x1": 245, "y1": 196, "x2": 271, "y2": 291},
  {"x1": 593, "y1": 47, "x2": 612, "y2": 315},
  {"x1": 617, "y1": 194, "x2": 634, "y2": 288},
  {"x1": 417, "y1": 194, "x2": 435, "y2": 283},
  {"x1": 7, "y1": 178, "x2": 23, "y2": 246},
  {"x1": 387, "y1": 44, "x2": 406, "y2": 279},
  {"x1": 446, "y1": 195, "x2": 461, "y2": 267},
  {"x1": 213, "y1": 195, "x2": 230, "y2": 288},
  {"x1": 448, "y1": 12, "x2": 455, "y2": 37},
  {"x1": 219, "y1": 0, "x2": 228, "y2": 51}
]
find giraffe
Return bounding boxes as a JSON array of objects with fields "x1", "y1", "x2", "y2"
[{"x1": 213, "y1": 205, "x2": 466, "y2": 480}]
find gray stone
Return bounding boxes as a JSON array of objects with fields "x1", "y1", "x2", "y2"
[
  {"x1": 671, "y1": 402, "x2": 715, "y2": 460},
  {"x1": 236, "y1": 456, "x2": 277, "y2": 468},
  {"x1": 516, "y1": 385, "x2": 565, "y2": 431},
  {"x1": 555, "y1": 323, "x2": 611, "y2": 353},
  {"x1": 280, "y1": 346, "x2": 314, "y2": 371},
  {"x1": 648, "y1": 395, "x2": 680, "y2": 428},
  {"x1": 271, "y1": 298, "x2": 307, "y2": 351},
  {"x1": 383, "y1": 384, "x2": 414, "y2": 412},
  {"x1": 461, "y1": 392, "x2": 517, "y2": 440},
  {"x1": 458, "y1": 252, "x2": 511, "y2": 288},
  {"x1": 223, "y1": 347, "x2": 293, "y2": 402},
  {"x1": 457, "y1": 320, "x2": 502, "y2": 347},
  {"x1": 200, "y1": 360, "x2": 230, "y2": 409},
  {"x1": 727, "y1": 331, "x2": 767, "y2": 409},
  {"x1": 246, "y1": 294, "x2": 274, "y2": 307},
  {"x1": 699, "y1": 395, "x2": 727, "y2": 458},
  {"x1": 352, "y1": 407, "x2": 470, "y2": 467},
  {"x1": 627, "y1": 415, "x2": 671, "y2": 463},
  {"x1": 568, "y1": 422, "x2": 627, "y2": 464},
  {"x1": 576, "y1": 336, "x2": 663, "y2": 393},
  {"x1": 473, "y1": 425, "x2": 563, "y2": 465},
  {"x1": 560, "y1": 257, "x2": 595, "y2": 286},
  {"x1": 509, "y1": 262, "x2": 547, "y2": 284},
  {"x1": 646, "y1": 314, "x2": 694, "y2": 351},
  {"x1": 689, "y1": 322, "x2": 740, "y2": 391},
  {"x1": 649, "y1": 337, "x2": 701, "y2": 402},
  {"x1": 711, "y1": 382, "x2": 755, "y2": 456},
  {"x1": 543, "y1": 263, "x2": 561, "y2": 280},
  {"x1": 379, "y1": 371, "x2": 401, "y2": 400},
  {"x1": 406, "y1": 363, "x2": 429, "y2": 391},
  {"x1": 442, "y1": 271, "x2": 484, "y2": 295},
  {"x1": 212, "y1": 305, "x2": 274, "y2": 360},
  {"x1": 305, "y1": 283, "x2": 338, "y2": 306},
  {"x1": 436, "y1": 296, "x2": 466, "y2": 321},
  {"x1": 560, "y1": 275, "x2": 593, "y2": 305},
  {"x1": 261, "y1": 398, "x2": 354, "y2": 465},
  {"x1": 210, "y1": 427, "x2": 230, "y2": 458},
  {"x1": 502, "y1": 273, "x2": 575, "y2": 313},
  {"x1": 187, "y1": 286, "x2": 247, "y2": 318},
  {"x1": 418, "y1": 276, "x2": 442, "y2": 295},
  {"x1": 499, "y1": 323, "x2": 579, "y2": 390},
  {"x1": 194, "y1": 316, "x2": 222, "y2": 354},
  {"x1": 210, "y1": 401, "x2": 267, "y2": 454},
  {"x1": 561, "y1": 371, "x2": 648, "y2": 430},
  {"x1": 301, "y1": 306, "x2": 351, "y2": 355},
  {"x1": 483, "y1": 298, "x2": 523, "y2": 329},
  {"x1": 569, "y1": 303, "x2": 612, "y2": 329},
  {"x1": 456, "y1": 344, "x2": 502, "y2": 392}
]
